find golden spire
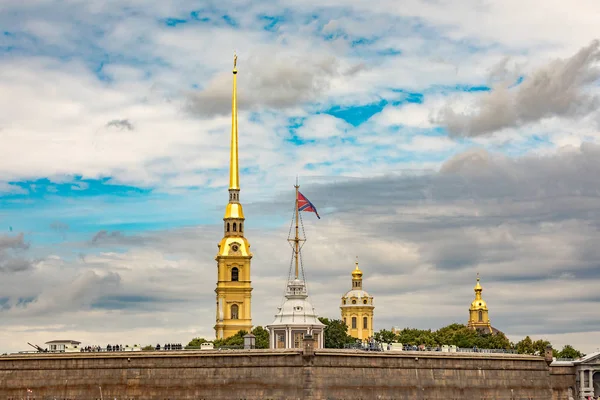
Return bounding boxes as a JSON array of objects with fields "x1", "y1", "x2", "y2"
[
  {"x1": 224, "y1": 53, "x2": 244, "y2": 220},
  {"x1": 229, "y1": 52, "x2": 239, "y2": 190}
]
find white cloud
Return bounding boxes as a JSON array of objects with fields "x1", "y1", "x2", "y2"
[{"x1": 439, "y1": 40, "x2": 600, "y2": 136}]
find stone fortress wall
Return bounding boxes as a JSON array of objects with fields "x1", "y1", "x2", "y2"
[{"x1": 0, "y1": 346, "x2": 576, "y2": 400}]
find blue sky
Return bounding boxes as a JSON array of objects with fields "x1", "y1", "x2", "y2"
[{"x1": 0, "y1": 0, "x2": 599, "y2": 354}]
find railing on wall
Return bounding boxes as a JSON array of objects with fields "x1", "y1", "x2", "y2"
[{"x1": 345, "y1": 343, "x2": 518, "y2": 354}]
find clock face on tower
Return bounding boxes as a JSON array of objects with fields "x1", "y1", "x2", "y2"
[{"x1": 228, "y1": 242, "x2": 242, "y2": 255}]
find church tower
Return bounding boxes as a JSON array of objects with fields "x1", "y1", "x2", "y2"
[
  {"x1": 214, "y1": 54, "x2": 253, "y2": 340},
  {"x1": 340, "y1": 258, "x2": 374, "y2": 341},
  {"x1": 467, "y1": 274, "x2": 492, "y2": 333}
]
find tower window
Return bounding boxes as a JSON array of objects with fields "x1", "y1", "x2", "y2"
[
  {"x1": 363, "y1": 299, "x2": 367, "y2": 304},
  {"x1": 233, "y1": 222, "x2": 237, "y2": 232},
  {"x1": 240, "y1": 223, "x2": 243, "y2": 232},
  {"x1": 227, "y1": 223, "x2": 230, "y2": 232},
  {"x1": 363, "y1": 317, "x2": 368, "y2": 329},
  {"x1": 231, "y1": 267, "x2": 239, "y2": 282},
  {"x1": 352, "y1": 300, "x2": 357, "y2": 304},
  {"x1": 231, "y1": 304, "x2": 239, "y2": 320},
  {"x1": 343, "y1": 318, "x2": 346, "y2": 325},
  {"x1": 342, "y1": 299, "x2": 346, "y2": 304},
  {"x1": 352, "y1": 317, "x2": 357, "y2": 329},
  {"x1": 478, "y1": 310, "x2": 483, "y2": 322}
]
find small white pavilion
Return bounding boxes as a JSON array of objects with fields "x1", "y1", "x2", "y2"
[
  {"x1": 268, "y1": 278, "x2": 325, "y2": 349},
  {"x1": 266, "y1": 183, "x2": 325, "y2": 349}
]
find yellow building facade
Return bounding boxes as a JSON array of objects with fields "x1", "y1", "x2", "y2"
[
  {"x1": 214, "y1": 55, "x2": 253, "y2": 340},
  {"x1": 467, "y1": 274, "x2": 493, "y2": 333},
  {"x1": 340, "y1": 260, "x2": 374, "y2": 341}
]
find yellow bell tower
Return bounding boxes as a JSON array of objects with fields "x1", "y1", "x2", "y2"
[
  {"x1": 340, "y1": 258, "x2": 374, "y2": 341},
  {"x1": 214, "y1": 54, "x2": 253, "y2": 340},
  {"x1": 467, "y1": 273, "x2": 492, "y2": 333}
]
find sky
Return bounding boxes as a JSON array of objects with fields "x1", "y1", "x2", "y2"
[{"x1": 1, "y1": 0, "x2": 599, "y2": 354}]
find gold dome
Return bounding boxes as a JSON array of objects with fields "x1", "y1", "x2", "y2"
[
  {"x1": 474, "y1": 276, "x2": 482, "y2": 292},
  {"x1": 352, "y1": 260, "x2": 363, "y2": 278},
  {"x1": 471, "y1": 298, "x2": 488, "y2": 309}
]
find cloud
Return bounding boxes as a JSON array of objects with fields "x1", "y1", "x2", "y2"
[
  {"x1": 0, "y1": 233, "x2": 29, "y2": 252},
  {"x1": 12, "y1": 270, "x2": 122, "y2": 316},
  {"x1": 439, "y1": 40, "x2": 600, "y2": 136},
  {"x1": 106, "y1": 119, "x2": 134, "y2": 131},
  {"x1": 90, "y1": 230, "x2": 147, "y2": 246},
  {"x1": 186, "y1": 53, "x2": 345, "y2": 117},
  {"x1": 2, "y1": 142, "x2": 600, "y2": 352},
  {"x1": 0, "y1": 257, "x2": 33, "y2": 273},
  {"x1": 0, "y1": 233, "x2": 34, "y2": 273}
]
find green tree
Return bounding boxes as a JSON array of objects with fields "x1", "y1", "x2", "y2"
[
  {"x1": 557, "y1": 344, "x2": 584, "y2": 359},
  {"x1": 482, "y1": 332, "x2": 511, "y2": 350},
  {"x1": 319, "y1": 317, "x2": 355, "y2": 348},
  {"x1": 395, "y1": 328, "x2": 436, "y2": 346},
  {"x1": 532, "y1": 339, "x2": 552, "y2": 356},
  {"x1": 222, "y1": 330, "x2": 248, "y2": 347},
  {"x1": 515, "y1": 336, "x2": 535, "y2": 354},
  {"x1": 187, "y1": 337, "x2": 208, "y2": 347},
  {"x1": 434, "y1": 324, "x2": 478, "y2": 347},
  {"x1": 251, "y1": 326, "x2": 270, "y2": 349},
  {"x1": 142, "y1": 345, "x2": 154, "y2": 351},
  {"x1": 374, "y1": 329, "x2": 397, "y2": 343}
]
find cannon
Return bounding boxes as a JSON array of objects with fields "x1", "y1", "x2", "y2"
[{"x1": 27, "y1": 342, "x2": 47, "y2": 353}]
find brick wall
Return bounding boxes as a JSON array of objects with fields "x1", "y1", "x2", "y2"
[
  {"x1": 549, "y1": 365, "x2": 577, "y2": 400},
  {"x1": 0, "y1": 349, "x2": 574, "y2": 399}
]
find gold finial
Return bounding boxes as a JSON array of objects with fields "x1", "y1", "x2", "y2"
[
  {"x1": 233, "y1": 52, "x2": 237, "y2": 72},
  {"x1": 474, "y1": 272, "x2": 482, "y2": 293},
  {"x1": 352, "y1": 257, "x2": 363, "y2": 278}
]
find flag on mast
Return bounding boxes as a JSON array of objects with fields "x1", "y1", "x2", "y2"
[{"x1": 297, "y1": 191, "x2": 320, "y2": 219}]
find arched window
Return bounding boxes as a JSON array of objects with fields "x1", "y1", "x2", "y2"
[
  {"x1": 363, "y1": 299, "x2": 368, "y2": 304},
  {"x1": 227, "y1": 223, "x2": 230, "y2": 232},
  {"x1": 352, "y1": 300, "x2": 357, "y2": 304},
  {"x1": 363, "y1": 317, "x2": 368, "y2": 329},
  {"x1": 351, "y1": 317, "x2": 357, "y2": 329},
  {"x1": 231, "y1": 267, "x2": 239, "y2": 282},
  {"x1": 231, "y1": 304, "x2": 239, "y2": 320},
  {"x1": 478, "y1": 310, "x2": 483, "y2": 322},
  {"x1": 342, "y1": 299, "x2": 346, "y2": 304},
  {"x1": 233, "y1": 222, "x2": 237, "y2": 232},
  {"x1": 240, "y1": 223, "x2": 243, "y2": 232}
]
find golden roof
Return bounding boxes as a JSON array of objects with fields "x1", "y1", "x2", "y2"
[
  {"x1": 471, "y1": 298, "x2": 488, "y2": 309},
  {"x1": 352, "y1": 258, "x2": 363, "y2": 278}
]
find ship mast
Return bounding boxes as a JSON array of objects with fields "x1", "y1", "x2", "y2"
[{"x1": 289, "y1": 178, "x2": 305, "y2": 280}]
